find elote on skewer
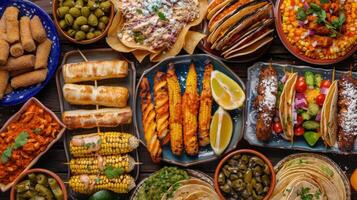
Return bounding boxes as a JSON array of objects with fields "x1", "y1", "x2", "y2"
[
  {"x1": 182, "y1": 63, "x2": 199, "y2": 156},
  {"x1": 140, "y1": 77, "x2": 162, "y2": 163},
  {"x1": 70, "y1": 132, "x2": 139, "y2": 158},
  {"x1": 167, "y1": 64, "x2": 183, "y2": 156},
  {"x1": 70, "y1": 154, "x2": 135, "y2": 175},
  {"x1": 153, "y1": 72, "x2": 170, "y2": 145},
  {"x1": 69, "y1": 174, "x2": 135, "y2": 194},
  {"x1": 198, "y1": 61, "x2": 213, "y2": 147}
]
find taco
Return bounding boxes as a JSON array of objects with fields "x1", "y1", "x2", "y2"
[
  {"x1": 207, "y1": 0, "x2": 232, "y2": 20},
  {"x1": 321, "y1": 80, "x2": 338, "y2": 147},
  {"x1": 207, "y1": 0, "x2": 268, "y2": 44},
  {"x1": 272, "y1": 155, "x2": 348, "y2": 200}
]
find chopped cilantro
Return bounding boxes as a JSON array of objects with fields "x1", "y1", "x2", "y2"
[
  {"x1": 133, "y1": 31, "x2": 145, "y2": 44},
  {"x1": 84, "y1": 142, "x2": 96, "y2": 149},
  {"x1": 298, "y1": 187, "x2": 313, "y2": 200},
  {"x1": 320, "y1": 0, "x2": 329, "y2": 3},
  {"x1": 158, "y1": 12, "x2": 167, "y2": 21},
  {"x1": 94, "y1": 177, "x2": 101, "y2": 183},
  {"x1": 320, "y1": 165, "x2": 334, "y2": 177},
  {"x1": 152, "y1": 5, "x2": 159, "y2": 12},
  {"x1": 315, "y1": 190, "x2": 322, "y2": 199},
  {"x1": 1, "y1": 147, "x2": 12, "y2": 163},
  {"x1": 297, "y1": 7, "x2": 307, "y2": 21},
  {"x1": 13, "y1": 131, "x2": 29, "y2": 149},
  {"x1": 104, "y1": 166, "x2": 124, "y2": 179},
  {"x1": 136, "y1": 9, "x2": 143, "y2": 14}
]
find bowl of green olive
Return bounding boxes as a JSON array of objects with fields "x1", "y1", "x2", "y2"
[
  {"x1": 53, "y1": 0, "x2": 114, "y2": 44},
  {"x1": 214, "y1": 149, "x2": 276, "y2": 200},
  {"x1": 10, "y1": 168, "x2": 67, "y2": 200}
]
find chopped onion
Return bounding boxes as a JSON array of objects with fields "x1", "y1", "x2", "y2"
[
  {"x1": 316, "y1": 111, "x2": 321, "y2": 121},
  {"x1": 296, "y1": 92, "x2": 306, "y2": 100},
  {"x1": 298, "y1": 20, "x2": 305, "y2": 27},
  {"x1": 308, "y1": 29, "x2": 315, "y2": 35},
  {"x1": 304, "y1": 2, "x2": 309, "y2": 9},
  {"x1": 320, "y1": 87, "x2": 329, "y2": 95},
  {"x1": 295, "y1": 93, "x2": 308, "y2": 109},
  {"x1": 281, "y1": 74, "x2": 288, "y2": 84}
]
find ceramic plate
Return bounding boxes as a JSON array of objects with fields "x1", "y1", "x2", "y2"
[
  {"x1": 135, "y1": 54, "x2": 245, "y2": 166},
  {"x1": 55, "y1": 49, "x2": 139, "y2": 200},
  {"x1": 245, "y1": 62, "x2": 357, "y2": 154},
  {"x1": 0, "y1": 0, "x2": 60, "y2": 106}
]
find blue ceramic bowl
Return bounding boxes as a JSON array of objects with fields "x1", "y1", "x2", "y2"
[
  {"x1": 245, "y1": 62, "x2": 357, "y2": 154},
  {"x1": 0, "y1": 0, "x2": 60, "y2": 106},
  {"x1": 135, "y1": 54, "x2": 246, "y2": 166}
]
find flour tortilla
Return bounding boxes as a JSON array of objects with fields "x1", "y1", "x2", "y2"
[
  {"x1": 183, "y1": 31, "x2": 207, "y2": 54},
  {"x1": 207, "y1": 0, "x2": 230, "y2": 19},
  {"x1": 321, "y1": 80, "x2": 338, "y2": 147}
]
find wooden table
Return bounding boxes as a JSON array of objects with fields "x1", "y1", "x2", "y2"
[{"x1": 1, "y1": 0, "x2": 356, "y2": 199}]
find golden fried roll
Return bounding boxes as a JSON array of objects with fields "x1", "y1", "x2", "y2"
[
  {"x1": 63, "y1": 60, "x2": 128, "y2": 83},
  {"x1": 10, "y1": 68, "x2": 33, "y2": 77},
  {"x1": 0, "y1": 70, "x2": 9, "y2": 99},
  {"x1": 153, "y1": 72, "x2": 170, "y2": 145},
  {"x1": 30, "y1": 16, "x2": 47, "y2": 43},
  {"x1": 4, "y1": 6, "x2": 20, "y2": 44},
  {"x1": 0, "y1": 39, "x2": 9, "y2": 65},
  {"x1": 10, "y1": 42, "x2": 24, "y2": 57},
  {"x1": 198, "y1": 62, "x2": 213, "y2": 147},
  {"x1": 4, "y1": 54, "x2": 35, "y2": 71},
  {"x1": 182, "y1": 63, "x2": 199, "y2": 156},
  {"x1": 4, "y1": 84, "x2": 13, "y2": 95},
  {"x1": 20, "y1": 16, "x2": 36, "y2": 52},
  {"x1": 167, "y1": 64, "x2": 183, "y2": 156},
  {"x1": 35, "y1": 38, "x2": 52, "y2": 69},
  {"x1": 63, "y1": 84, "x2": 129, "y2": 107},
  {"x1": 11, "y1": 68, "x2": 47, "y2": 89},
  {"x1": 62, "y1": 107, "x2": 132, "y2": 129},
  {"x1": 140, "y1": 77, "x2": 162, "y2": 163},
  {"x1": 0, "y1": 17, "x2": 7, "y2": 41}
]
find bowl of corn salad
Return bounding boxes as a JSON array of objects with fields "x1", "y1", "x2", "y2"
[{"x1": 275, "y1": 0, "x2": 357, "y2": 65}]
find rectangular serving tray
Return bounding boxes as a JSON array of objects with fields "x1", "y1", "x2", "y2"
[
  {"x1": 245, "y1": 62, "x2": 357, "y2": 154},
  {"x1": 55, "y1": 48, "x2": 139, "y2": 199}
]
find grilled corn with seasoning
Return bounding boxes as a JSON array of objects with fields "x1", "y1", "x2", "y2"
[
  {"x1": 154, "y1": 72, "x2": 170, "y2": 145},
  {"x1": 182, "y1": 62, "x2": 199, "y2": 156},
  {"x1": 198, "y1": 61, "x2": 213, "y2": 147},
  {"x1": 167, "y1": 64, "x2": 183, "y2": 156},
  {"x1": 140, "y1": 77, "x2": 162, "y2": 163},
  {"x1": 70, "y1": 132, "x2": 139, "y2": 158},
  {"x1": 70, "y1": 155, "x2": 135, "y2": 175},
  {"x1": 69, "y1": 174, "x2": 135, "y2": 194}
]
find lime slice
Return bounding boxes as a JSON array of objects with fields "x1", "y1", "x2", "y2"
[
  {"x1": 210, "y1": 107, "x2": 233, "y2": 155},
  {"x1": 210, "y1": 70, "x2": 245, "y2": 110}
]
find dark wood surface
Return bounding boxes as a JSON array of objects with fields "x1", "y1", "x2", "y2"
[{"x1": 1, "y1": 0, "x2": 356, "y2": 199}]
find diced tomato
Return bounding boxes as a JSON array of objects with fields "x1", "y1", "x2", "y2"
[
  {"x1": 273, "y1": 122, "x2": 283, "y2": 134},
  {"x1": 295, "y1": 77, "x2": 307, "y2": 93},
  {"x1": 294, "y1": 126, "x2": 305, "y2": 136},
  {"x1": 320, "y1": 80, "x2": 331, "y2": 88},
  {"x1": 296, "y1": 115, "x2": 304, "y2": 126},
  {"x1": 316, "y1": 94, "x2": 325, "y2": 106}
]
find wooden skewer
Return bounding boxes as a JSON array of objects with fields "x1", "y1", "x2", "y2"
[
  {"x1": 63, "y1": 161, "x2": 143, "y2": 165},
  {"x1": 332, "y1": 67, "x2": 335, "y2": 81}
]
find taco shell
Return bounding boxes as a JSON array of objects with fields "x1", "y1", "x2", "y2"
[
  {"x1": 208, "y1": 0, "x2": 243, "y2": 32},
  {"x1": 321, "y1": 80, "x2": 338, "y2": 147},
  {"x1": 207, "y1": 0, "x2": 231, "y2": 19}
]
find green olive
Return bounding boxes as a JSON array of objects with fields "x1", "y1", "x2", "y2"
[
  {"x1": 89, "y1": 27, "x2": 95, "y2": 32},
  {"x1": 62, "y1": 0, "x2": 74, "y2": 7},
  {"x1": 254, "y1": 182, "x2": 264, "y2": 194},
  {"x1": 220, "y1": 184, "x2": 231, "y2": 194},
  {"x1": 59, "y1": 19, "x2": 68, "y2": 29},
  {"x1": 67, "y1": 29, "x2": 76, "y2": 37},
  {"x1": 261, "y1": 175, "x2": 270, "y2": 186},
  {"x1": 80, "y1": 24, "x2": 90, "y2": 32},
  {"x1": 232, "y1": 179, "x2": 245, "y2": 191},
  {"x1": 75, "y1": 30, "x2": 86, "y2": 41},
  {"x1": 218, "y1": 172, "x2": 225, "y2": 185},
  {"x1": 88, "y1": 14, "x2": 98, "y2": 26},
  {"x1": 99, "y1": 16, "x2": 109, "y2": 25},
  {"x1": 244, "y1": 169, "x2": 252, "y2": 183},
  {"x1": 81, "y1": 6, "x2": 90, "y2": 17},
  {"x1": 87, "y1": 0, "x2": 98, "y2": 10},
  {"x1": 64, "y1": 14, "x2": 74, "y2": 26},
  {"x1": 97, "y1": 21, "x2": 106, "y2": 30},
  {"x1": 94, "y1": 8, "x2": 104, "y2": 18},
  {"x1": 232, "y1": 154, "x2": 241, "y2": 161},
  {"x1": 229, "y1": 174, "x2": 239, "y2": 181},
  {"x1": 75, "y1": 16, "x2": 88, "y2": 26},
  {"x1": 99, "y1": 1, "x2": 111, "y2": 13},
  {"x1": 246, "y1": 182, "x2": 253, "y2": 194},
  {"x1": 241, "y1": 155, "x2": 249, "y2": 164},
  {"x1": 75, "y1": 0, "x2": 84, "y2": 7},
  {"x1": 72, "y1": 22, "x2": 80, "y2": 30},
  {"x1": 57, "y1": 6, "x2": 70, "y2": 18},
  {"x1": 250, "y1": 156, "x2": 265, "y2": 166},
  {"x1": 86, "y1": 32, "x2": 95, "y2": 39},
  {"x1": 69, "y1": 7, "x2": 81, "y2": 17},
  {"x1": 93, "y1": 30, "x2": 102, "y2": 36},
  {"x1": 253, "y1": 166, "x2": 263, "y2": 176},
  {"x1": 263, "y1": 164, "x2": 270, "y2": 175}
]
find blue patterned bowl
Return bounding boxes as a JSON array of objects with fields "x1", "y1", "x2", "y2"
[{"x1": 0, "y1": 0, "x2": 60, "y2": 106}]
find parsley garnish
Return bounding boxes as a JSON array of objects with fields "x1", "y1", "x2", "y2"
[
  {"x1": 133, "y1": 31, "x2": 145, "y2": 44},
  {"x1": 158, "y1": 12, "x2": 167, "y2": 20},
  {"x1": 298, "y1": 187, "x2": 313, "y2": 200},
  {"x1": 152, "y1": 5, "x2": 159, "y2": 12},
  {"x1": 94, "y1": 177, "x2": 101, "y2": 183},
  {"x1": 104, "y1": 166, "x2": 124, "y2": 179},
  {"x1": 84, "y1": 142, "x2": 96, "y2": 149},
  {"x1": 1, "y1": 147, "x2": 13, "y2": 163},
  {"x1": 320, "y1": 0, "x2": 329, "y2": 3},
  {"x1": 1, "y1": 132, "x2": 29, "y2": 163},
  {"x1": 297, "y1": 7, "x2": 307, "y2": 21}
]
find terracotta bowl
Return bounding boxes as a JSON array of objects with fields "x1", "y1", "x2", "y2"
[
  {"x1": 10, "y1": 168, "x2": 68, "y2": 200},
  {"x1": 52, "y1": 0, "x2": 114, "y2": 44},
  {"x1": 214, "y1": 149, "x2": 276, "y2": 200},
  {"x1": 274, "y1": 0, "x2": 357, "y2": 65}
]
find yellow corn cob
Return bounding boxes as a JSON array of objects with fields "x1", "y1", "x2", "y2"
[
  {"x1": 69, "y1": 175, "x2": 135, "y2": 194},
  {"x1": 70, "y1": 132, "x2": 139, "y2": 158},
  {"x1": 182, "y1": 63, "x2": 199, "y2": 156},
  {"x1": 199, "y1": 62, "x2": 213, "y2": 146},
  {"x1": 167, "y1": 64, "x2": 183, "y2": 156},
  {"x1": 154, "y1": 72, "x2": 170, "y2": 145},
  {"x1": 140, "y1": 77, "x2": 162, "y2": 163},
  {"x1": 69, "y1": 155, "x2": 135, "y2": 175}
]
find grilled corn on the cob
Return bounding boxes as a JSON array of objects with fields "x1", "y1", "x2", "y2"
[
  {"x1": 167, "y1": 64, "x2": 183, "y2": 156},
  {"x1": 69, "y1": 174, "x2": 135, "y2": 194},
  {"x1": 182, "y1": 63, "x2": 199, "y2": 156},
  {"x1": 154, "y1": 72, "x2": 170, "y2": 145},
  {"x1": 70, "y1": 155, "x2": 135, "y2": 175},
  {"x1": 70, "y1": 132, "x2": 139, "y2": 158},
  {"x1": 140, "y1": 77, "x2": 162, "y2": 163},
  {"x1": 199, "y1": 61, "x2": 213, "y2": 146}
]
